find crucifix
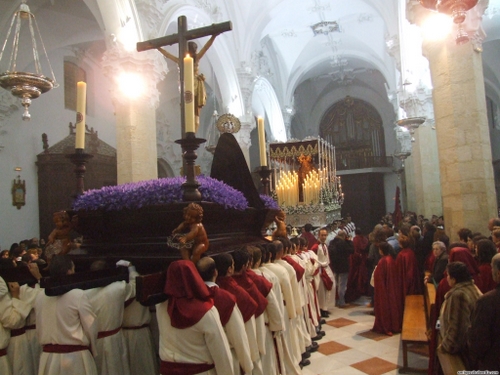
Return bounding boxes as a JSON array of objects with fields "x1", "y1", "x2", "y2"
[
  {"x1": 137, "y1": 16, "x2": 232, "y2": 200},
  {"x1": 137, "y1": 16, "x2": 232, "y2": 136}
]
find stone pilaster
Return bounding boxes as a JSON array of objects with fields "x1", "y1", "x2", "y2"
[
  {"x1": 101, "y1": 44, "x2": 167, "y2": 184},
  {"x1": 422, "y1": 35, "x2": 497, "y2": 238},
  {"x1": 282, "y1": 106, "x2": 295, "y2": 140},
  {"x1": 233, "y1": 120, "x2": 253, "y2": 168}
]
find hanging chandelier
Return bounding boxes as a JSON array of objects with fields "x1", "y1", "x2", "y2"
[
  {"x1": 396, "y1": 81, "x2": 426, "y2": 142},
  {"x1": 0, "y1": 0, "x2": 58, "y2": 121},
  {"x1": 419, "y1": 0, "x2": 479, "y2": 44}
]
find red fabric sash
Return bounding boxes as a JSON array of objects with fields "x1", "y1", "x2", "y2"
[
  {"x1": 160, "y1": 360, "x2": 215, "y2": 375},
  {"x1": 97, "y1": 326, "x2": 121, "y2": 339},
  {"x1": 208, "y1": 286, "x2": 236, "y2": 327},
  {"x1": 10, "y1": 327, "x2": 25, "y2": 337},
  {"x1": 124, "y1": 298, "x2": 135, "y2": 308},
  {"x1": 0, "y1": 348, "x2": 6, "y2": 357},
  {"x1": 282, "y1": 256, "x2": 305, "y2": 282},
  {"x1": 245, "y1": 270, "x2": 272, "y2": 298},
  {"x1": 320, "y1": 268, "x2": 333, "y2": 291},
  {"x1": 216, "y1": 276, "x2": 257, "y2": 323},
  {"x1": 43, "y1": 344, "x2": 90, "y2": 353},
  {"x1": 25, "y1": 324, "x2": 36, "y2": 330},
  {"x1": 122, "y1": 323, "x2": 149, "y2": 330},
  {"x1": 231, "y1": 273, "x2": 268, "y2": 318}
]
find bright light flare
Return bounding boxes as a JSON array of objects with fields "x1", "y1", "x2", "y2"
[
  {"x1": 421, "y1": 13, "x2": 453, "y2": 41},
  {"x1": 118, "y1": 72, "x2": 145, "y2": 99}
]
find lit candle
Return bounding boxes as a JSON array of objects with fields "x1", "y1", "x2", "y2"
[
  {"x1": 257, "y1": 117, "x2": 267, "y2": 166},
  {"x1": 75, "y1": 81, "x2": 86, "y2": 149},
  {"x1": 184, "y1": 54, "x2": 195, "y2": 133}
]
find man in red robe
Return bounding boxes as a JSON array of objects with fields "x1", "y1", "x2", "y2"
[{"x1": 372, "y1": 242, "x2": 402, "y2": 335}]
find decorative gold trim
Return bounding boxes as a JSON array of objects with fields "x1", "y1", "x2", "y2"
[{"x1": 216, "y1": 113, "x2": 241, "y2": 133}]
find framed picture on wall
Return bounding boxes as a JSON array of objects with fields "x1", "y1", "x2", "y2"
[{"x1": 12, "y1": 176, "x2": 26, "y2": 209}]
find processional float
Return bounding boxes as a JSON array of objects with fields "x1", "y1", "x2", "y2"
[{"x1": 269, "y1": 136, "x2": 343, "y2": 227}]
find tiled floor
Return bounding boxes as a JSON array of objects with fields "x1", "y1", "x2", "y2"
[{"x1": 302, "y1": 296, "x2": 429, "y2": 375}]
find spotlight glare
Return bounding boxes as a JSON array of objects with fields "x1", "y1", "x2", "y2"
[
  {"x1": 118, "y1": 72, "x2": 144, "y2": 99},
  {"x1": 422, "y1": 13, "x2": 453, "y2": 41}
]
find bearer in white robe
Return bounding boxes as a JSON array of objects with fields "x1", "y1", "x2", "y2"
[
  {"x1": 122, "y1": 297, "x2": 159, "y2": 375},
  {"x1": 196, "y1": 256, "x2": 253, "y2": 375},
  {"x1": 35, "y1": 255, "x2": 98, "y2": 375},
  {"x1": 0, "y1": 274, "x2": 33, "y2": 375},
  {"x1": 85, "y1": 260, "x2": 138, "y2": 375},
  {"x1": 157, "y1": 260, "x2": 234, "y2": 375}
]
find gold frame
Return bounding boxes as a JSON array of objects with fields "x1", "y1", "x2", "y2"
[{"x1": 12, "y1": 176, "x2": 26, "y2": 209}]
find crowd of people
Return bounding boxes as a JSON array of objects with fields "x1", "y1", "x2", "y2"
[{"x1": 1, "y1": 212, "x2": 500, "y2": 374}]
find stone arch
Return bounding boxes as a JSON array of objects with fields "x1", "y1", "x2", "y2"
[{"x1": 252, "y1": 77, "x2": 287, "y2": 142}]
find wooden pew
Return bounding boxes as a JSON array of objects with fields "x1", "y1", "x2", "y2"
[
  {"x1": 436, "y1": 339, "x2": 466, "y2": 375},
  {"x1": 399, "y1": 282, "x2": 438, "y2": 373},
  {"x1": 400, "y1": 294, "x2": 428, "y2": 373}
]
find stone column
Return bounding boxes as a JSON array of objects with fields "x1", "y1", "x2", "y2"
[
  {"x1": 422, "y1": 35, "x2": 497, "y2": 237},
  {"x1": 282, "y1": 106, "x2": 295, "y2": 140},
  {"x1": 102, "y1": 45, "x2": 167, "y2": 184},
  {"x1": 401, "y1": 84, "x2": 443, "y2": 218}
]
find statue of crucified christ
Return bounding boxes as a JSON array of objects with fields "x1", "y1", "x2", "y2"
[
  {"x1": 157, "y1": 37, "x2": 216, "y2": 132},
  {"x1": 136, "y1": 16, "x2": 231, "y2": 136}
]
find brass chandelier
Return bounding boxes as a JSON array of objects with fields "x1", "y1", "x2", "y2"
[
  {"x1": 420, "y1": 0, "x2": 479, "y2": 44},
  {"x1": 0, "y1": 0, "x2": 58, "y2": 121}
]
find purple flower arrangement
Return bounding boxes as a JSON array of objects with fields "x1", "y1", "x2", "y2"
[
  {"x1": 260, "y1": 194, "x2": 280, "y2": 210},
  {"x1": 73, "y1": 176, "x2": 282, "y2": 212}
]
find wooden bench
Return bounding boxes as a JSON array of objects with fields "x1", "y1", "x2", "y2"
[
  {"x1": 436, "y1": 345, "x2": 466, "y2": 375},
  {"x1": 400, "y1": 294, "x2": 428, "y2": 373},
  {"x1": 399, "y1": 283, "x2": 436, "y2": 373}
]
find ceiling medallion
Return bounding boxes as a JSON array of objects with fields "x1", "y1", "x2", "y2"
[
  {"x1": 311, "y1": 21, "x2": 341, "y2": 36},
  {"x1": 419, "y1": 0, "x2": 479, "y2": 44}
]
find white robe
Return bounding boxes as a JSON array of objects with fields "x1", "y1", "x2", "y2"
[
  {"x1": 249, "y1": 269, "x2": 283, "y2": 375},
  {"x1": 0, "y1": 277, "x2": 33, "y2": 375},
  {"x1": 204, "y1": 282, "x2": 253, "y2": 375},
  {"x1": 8, "y1": 283, "x2": 41, "y2": 375},
  {"x1": 85, "y1": 274, "x2": 137, "y2": 375},
  {"x1": 122, "y1": 298, "x2": 159, "y2": 375},
  {"x1": 262, "y1": 262, "x2": 302, "y2": 375},
  {"x1": 35, "y1": 289, "x2": 98, "y2": 375},
  {"x1": 156, "y1": 302, "x2": 234, "y2": 375},
  {"x1": 316, "y1": 243, "x2": 336, "y2": 310}
]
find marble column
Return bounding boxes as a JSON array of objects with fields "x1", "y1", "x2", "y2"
[
  {"x1": 422, "y1": 35, "x2": 497, "y2": 237},
  {"x1": 102, "y1": 45, "x2": 167, "y2": 184}
]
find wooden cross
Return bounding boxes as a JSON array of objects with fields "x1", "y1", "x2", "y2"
[{"x1": 137, "y1": 16, "x2": 232, "y2": 138}]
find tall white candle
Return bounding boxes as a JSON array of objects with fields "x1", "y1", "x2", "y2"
[
  {"x1": 75, "y1": 81, "x2": 86, "y2": 149},
  {"x1": 257, "y1": 117, "x2": 267, "y2": 166},
  {"x1": 184, "y1": 54, "x2": 195, "y2": 133}
]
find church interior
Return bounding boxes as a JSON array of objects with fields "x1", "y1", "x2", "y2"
[{"x1": 0, "y1": 0, "x2": 499, "y2": 255}]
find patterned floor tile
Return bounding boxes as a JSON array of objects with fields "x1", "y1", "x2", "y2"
[
  {"x1": 357, "y1": 329, "x2": 392, "y2": 341},
  {"x1": 317, "y1": 340, "x2": 351, "y2": 355},
  {"x1": 327, "y1": 317, "x2": 358, "y2": 328},
  {"x1": 350, "y1": 357, "x2": 399, "y2": 375}
]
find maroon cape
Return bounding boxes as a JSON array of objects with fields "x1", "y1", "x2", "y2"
[
  {"x1": 301, "y1": 232, "x2": 318, "y2": 249},
  {"x1": 396, "y1": 247, "x2": 423, "y2": 298},
  {"x1": 478, "y1": 264, "x2": 496, "y2": 294},
  {"x1": 282, "y1": 256, "x2": 305, "y2": 282},
  {"x1": 207, "y1": 285, "x2": 236, "y2": 326},
  {"x1": 164, "y1": 260, "x2": 214, "y2": 329},
  {"x1": 231, "y1": 273, "x2": 268, "y2": 318},
  {"x1": 246, "y1": 270, "x2": 272, "y2": 297},
  {"x1": 216, "y1": 275, "x2": 257, "y2": 322},
  {"x1": 345, "y1": 235, "x2": 370, "y2": 302},
  {"x1": 372, "y1": 255, "x2": 402, "y2": 335}
]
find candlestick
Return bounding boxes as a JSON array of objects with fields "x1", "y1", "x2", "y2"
[
  {"x1": 257, "y1": 166, "x2": 273, "y2": 196},
  {"x1": 75, "y1": 82, "x2": 86, "y2": 149},
  {"x1": 257, "y1": 117, "x2": 267, "y2": 166},
  {"x1": 66, "y1": 149, "x2": 93, "y2": 198},
  {"x1": 184, "y1": 54, "x2": 195, "y2": 133},
  {"x1": 175, "y1": 132, "x2": 206, "y2": 201}
]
